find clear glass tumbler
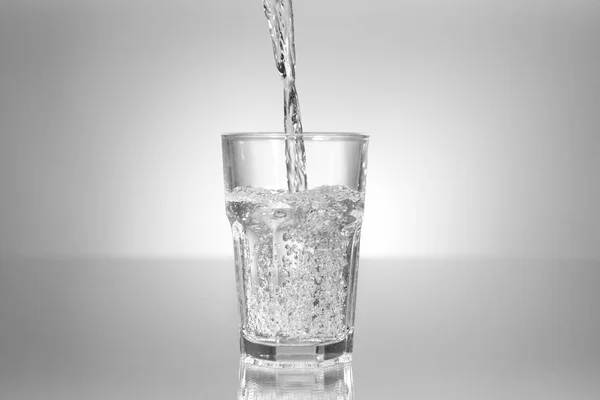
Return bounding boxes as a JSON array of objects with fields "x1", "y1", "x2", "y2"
[
  {"x1": 238, "y1": 359, "x2": 354, "y2": 399},
  {"x1": 222, "y1": 133, "x2": 369, "y2": 367}
]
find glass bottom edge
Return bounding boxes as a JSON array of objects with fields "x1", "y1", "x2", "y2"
[{"x1": 240, "y1": 332, "x2": 354, "y2": 368}]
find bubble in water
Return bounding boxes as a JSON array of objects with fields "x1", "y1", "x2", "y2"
[
  {"x1": 225, "y1": 185, "x2": 364, "y2": 341},
  {"x1": 273, "y1": 210, "x2": 286, "y2": 219}
]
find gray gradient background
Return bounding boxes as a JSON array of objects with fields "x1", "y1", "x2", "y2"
[
  {"x1": 1, "y1": 1, "x2": 600, "y2": 398},
  {"x1": 1, "y1": 0, "x2": 599, "y2": 259},
  {"x1": 1, "y1": 259, "x2": 599, "y2": 398}
]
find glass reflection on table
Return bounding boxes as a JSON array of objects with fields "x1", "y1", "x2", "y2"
[{"x1": 238, "y1": 359, "x2": 354, "y2": 400}]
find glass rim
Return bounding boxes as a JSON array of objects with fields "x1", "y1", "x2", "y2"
[{"x1": 222, "y1": 132, "x2": 369, "y2": 140}]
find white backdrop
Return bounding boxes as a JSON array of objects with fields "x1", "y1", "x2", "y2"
[{"x1": 0, "y1": 0, "x2": 599, "y2": 259}]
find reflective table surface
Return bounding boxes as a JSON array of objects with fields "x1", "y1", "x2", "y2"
[{"x1": 1, "y1": 258, "x2": 599, "y2": 399}]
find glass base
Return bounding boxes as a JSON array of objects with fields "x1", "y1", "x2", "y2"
[{"x1": 240, "y1": 331, "x2": 354, "y2": 368}]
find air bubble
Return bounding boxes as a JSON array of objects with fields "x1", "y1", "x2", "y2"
[
  {"x1": 225, "y1": 185, "x2": 365, "y2": 340},
  {"x1": 273, "y1": 210, "x2": 286, "y2": 219}
]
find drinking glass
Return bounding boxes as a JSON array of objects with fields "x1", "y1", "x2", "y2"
[
  {"x1": 238, "y1": 359, "x2": 354, "y2": 399},
  {"x1": 222, "y1": 133, "x2": 369, "y2": 367}
]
